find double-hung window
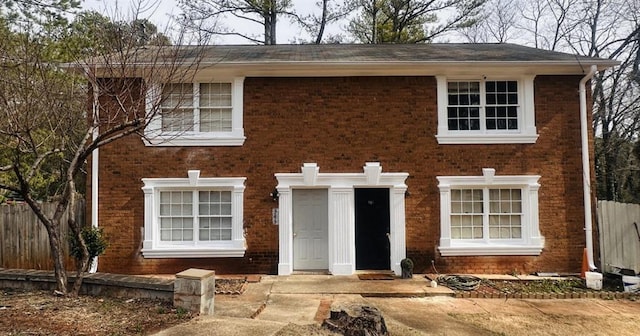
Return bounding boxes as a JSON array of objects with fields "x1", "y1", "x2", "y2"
[
  {"x1": 437, "y1": 168, "x2": 544, "y2": 256},
  {"x1": 436, "y1": 76, "x2": 537, "y2": 144},
  {"x1": 141, "y1": 170, "x2": 246, "y2": 258},
  {"x1": 144, "y1": 78, "x2": 245, "y2": 146}
]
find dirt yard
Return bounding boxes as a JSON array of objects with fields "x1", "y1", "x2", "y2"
[{"x1": 0, "y1": 288, "x2": 193, "y2": 335}]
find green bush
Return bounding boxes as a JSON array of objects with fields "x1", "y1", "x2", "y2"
[{"x1": 69, "y1": 226, "x2": 108, "y2": 262}]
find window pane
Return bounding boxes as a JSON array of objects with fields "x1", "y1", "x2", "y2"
[
  {"x1": 221, "y1": 204, "x2": 232, "y2": 216},
  {"x1": 200, "y1": 229, "x2": 209, "y2": 240},
  {"x1": 451, "y1": 227, "x2": 461, "y2": 239},
  {"x1": 220, "y1": 229, "x2": 232, "y2": 240}
]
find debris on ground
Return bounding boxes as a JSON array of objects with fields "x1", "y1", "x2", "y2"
[{"x1": 0, "y1": 288, "x2": 193, "y2": 335}]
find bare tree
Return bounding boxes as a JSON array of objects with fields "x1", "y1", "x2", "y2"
[
  {"x1": 178, "y1": 0, "x2": 296, "y2": 44},
  {"x1": 0, "y1": 6, "x2": 208, "y2": 295},
  {"x1": 460, "y1": 0, "x2": 518, "y2": 43},
  {"x1": 296, "y1": 0, "x2": 354, "y2": 44}
]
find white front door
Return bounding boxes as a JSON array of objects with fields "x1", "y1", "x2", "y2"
[{"x1": 293, "y1": 189, "x2": 328, "y2": 270}]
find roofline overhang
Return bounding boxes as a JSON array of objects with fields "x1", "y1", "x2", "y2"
[{"x1": 72, "y1": 59, "x2": 619, "y2": 78}]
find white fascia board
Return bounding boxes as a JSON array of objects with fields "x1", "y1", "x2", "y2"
[{"x1": 194, "y1": 61, "x2": 617, "y2": 78}]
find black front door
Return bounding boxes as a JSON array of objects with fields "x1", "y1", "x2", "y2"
[{"x1": 355, "y1": 188, "x2": 390, "y2": 270}]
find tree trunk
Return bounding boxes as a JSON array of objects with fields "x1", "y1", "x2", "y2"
[
  {"x1": 314, "y1": 0, "x2": 328, "y2": 44},
  {"x1": 44, "y1": 222, "x2": 68, "y2": 294},
  {"x1": 68, "y1": 185, "x2": 90, "y2": 296},
  {"x1": 24, "y1": 196, "x2": 68, "y2": 294}
]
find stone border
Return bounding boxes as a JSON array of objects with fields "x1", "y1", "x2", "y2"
[
  {"x1": 0, "y1": 268, "x2": 173, "y2": 301},
  {"x1": 454, "y1": 291, "x2": 639, "y2": 299}
]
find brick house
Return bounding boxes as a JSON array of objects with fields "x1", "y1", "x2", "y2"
[{"x1": 88, "y1": 44, "x2": 617, "y2": 276}]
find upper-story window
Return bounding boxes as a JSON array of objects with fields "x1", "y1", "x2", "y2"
[
  {"x1": 144, "y1": 78, "x2": 245, "y2": 146},
  {"x1": 436, "y1": 76, "x2": 538, "y2": 144}
]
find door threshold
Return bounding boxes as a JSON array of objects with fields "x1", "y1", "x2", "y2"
[
  {"x1": 355, "y1": 270, "x2": 393, "y2": 274},
  {"x1": 291, "y1": 270, "x2": 330, "y2": 275}
]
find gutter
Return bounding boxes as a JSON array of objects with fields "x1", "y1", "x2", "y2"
[
  {"x1": 89, "y1": 72, "x2": 100, "y2": 274},
  {"x1": 579, "y1": 65, "x2": 598, "y2": 271}
]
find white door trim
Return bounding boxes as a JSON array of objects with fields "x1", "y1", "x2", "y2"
[{"x1": 276, "y1": 162, "x2": 408, "y2": 276}]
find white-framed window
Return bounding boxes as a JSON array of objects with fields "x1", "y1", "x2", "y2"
[
  {"x1": 144, "y1": 78, "x2": 245, "y2": 146},
  {"x1": 435, "y1": 76, "x2": 538, "y2": 144},
  {"x1": 437, "y1": 168, "x2": 544, "y2": 256},
  {"x1": 141, "y1": 170, "x2": 246, "y2": 258}
]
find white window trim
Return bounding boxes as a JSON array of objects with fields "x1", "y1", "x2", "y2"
[
  {"x1": 143, "y1": 77, "x2": 245, "y2": 146},
  {"x1": 437, "y1": 168, "x2": 544, "y2": 256},
  {"x1": 435, "y1": 76, "x2": 538, "y2": 144},
  {"x1": 141, "y1": 170, "x2": 246, "y2": 258}
]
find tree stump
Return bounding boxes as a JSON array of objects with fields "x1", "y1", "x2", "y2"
[{"x1": 322, "y1": 305, "x2": 388, "y2": 336}]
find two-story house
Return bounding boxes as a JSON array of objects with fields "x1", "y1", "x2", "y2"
[{"x1": 87, "y1": 44, "x2": 617, "y2": 276}]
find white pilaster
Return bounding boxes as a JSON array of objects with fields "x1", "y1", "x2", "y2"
[
  {"x1": 528, "y1": 182, "x2": 544, "y2": 246},
  {"x1": 330, "y1": 187, "x2": 355, "y2": 275},
  {"x1": 438, "y1": 183, "x2": 452, "y2": 248},
  {"x1": 232, "y1": 184, "x2": 245, "y2": 242},
  {"x1": 277, "y1": 188, "x2": 293, "y2": 275},
  {"x1": 390, "y1": 186, "x2": 407, "y2": 276},
  {"x1": 142, "y1": 186, "x2": 155, "y2": 251}
]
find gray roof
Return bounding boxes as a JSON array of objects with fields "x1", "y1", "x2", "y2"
[
  {"x1": 178, "y1": 43, "x2": 615, "y2": 65},
  {"x1": 75, "y1": 43, "x2": 618, "y2": 77}
]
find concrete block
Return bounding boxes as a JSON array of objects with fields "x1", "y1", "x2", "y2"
[{"x1": 173, "y1": 269, "x2": 215, "y2": 316}]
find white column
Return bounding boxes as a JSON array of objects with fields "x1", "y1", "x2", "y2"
[
  {"x1": 277, "y1": 188, "x2": 293, "y2": 275},
  {"x1": 390, "y1": 186, "x2": 407, "y2": 276},
  {"x1": 330, "y1": 187, "x2": 355, "y2": 275}
]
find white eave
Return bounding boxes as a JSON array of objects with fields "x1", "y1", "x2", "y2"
[{"x1": 169, "y1": 60, "x2": 620, "y2": 78}]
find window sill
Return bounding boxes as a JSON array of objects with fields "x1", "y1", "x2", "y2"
[
  {"x1": 436, "y1": 134, "x2": 539, "y2": 144},
  {"x1": 141, "y1": 247, "x2": 246, "y2": 258},
  {"x1": 142, "y1": 134, "x2": 246, "y2": 147},
  {"x1": 438, "y1": 244, "x2": 543, "y2": 256}
]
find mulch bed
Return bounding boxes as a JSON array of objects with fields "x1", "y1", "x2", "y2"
[
  {"x1": 434, "y1": 275, "x2": 640, "y2": 299},
  {"x1": 215, "y1": 277, "x2": 247, "y2": 295}
]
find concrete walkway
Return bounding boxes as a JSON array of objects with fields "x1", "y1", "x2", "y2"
[{"x1": 153, "y1": 274, "x2": 640, "y2": 336}]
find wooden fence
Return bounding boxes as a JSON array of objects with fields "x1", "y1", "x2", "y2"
[
  {"x1": 597, "y1": 200, "x2": 640, "y2": 274},
  {"x1": 0, "y1": 200, "x2": 83, "y2": 270}
]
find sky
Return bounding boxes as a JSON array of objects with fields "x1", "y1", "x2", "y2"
[{"x1": 81, "y1": 0, "x2": 341, "y2": 44}]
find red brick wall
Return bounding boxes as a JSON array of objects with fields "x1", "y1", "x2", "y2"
[{"x1": 92, "y1": 75, "x2": 590, "y2": 275}]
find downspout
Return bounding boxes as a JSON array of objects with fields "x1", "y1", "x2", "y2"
[
  {"x1": 89, "y1": 74, "x2": 100, "y2": 273},
  {"x1": 579, "y1": 64, "x2": 598, "y2": 271}
]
